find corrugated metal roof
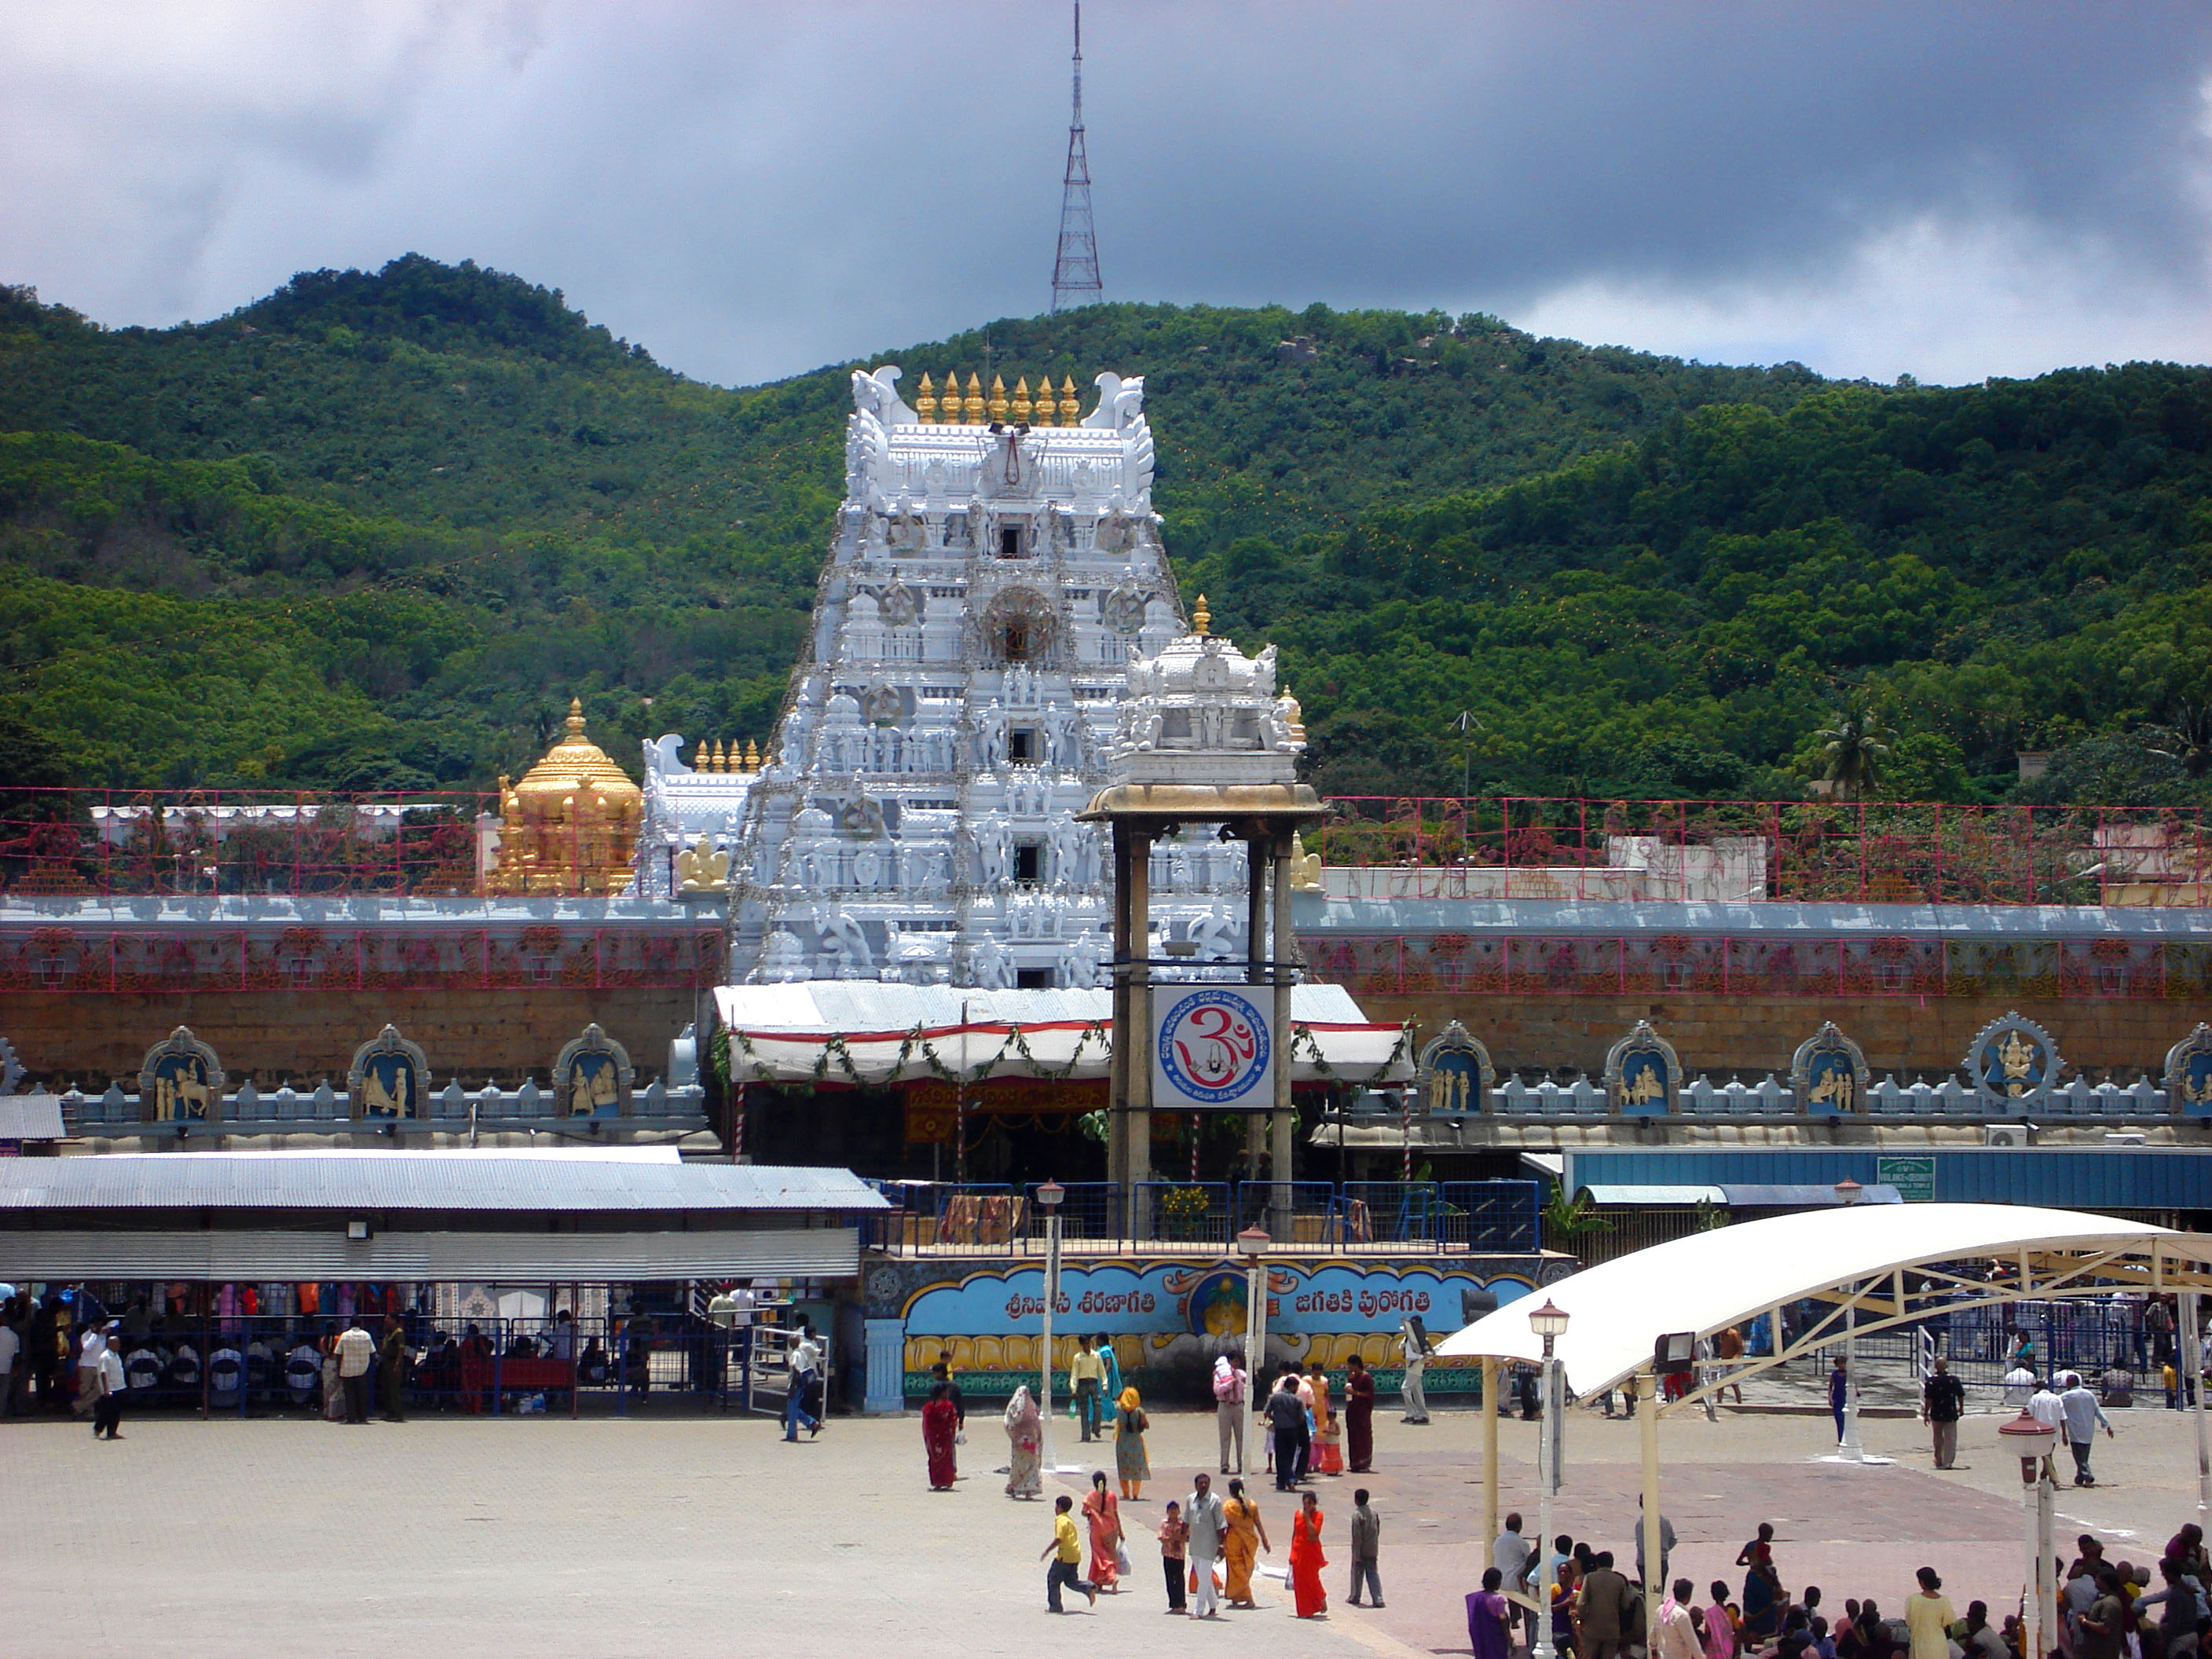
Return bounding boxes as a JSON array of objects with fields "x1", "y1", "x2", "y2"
[
  {"x1": 1563, "y1": 1148, "x2": 2212, "y2": 1211},
  {"x1": 0, "y1": 1095, "x2": 66, "y2": 1139},
  {"x1": 1580, "y1": 1185, "x2": 1726, "y2": 1207},
  {"x1": 0, "y1": 1227, "x2": 859, "y2": 1280},
  {"x1": 0, "y1": 1153, "x2": 888, "y2": 1214}
]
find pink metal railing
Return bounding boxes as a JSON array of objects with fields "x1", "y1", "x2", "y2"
[
  {"x1": 0, "y1": 926, "x2": 726, "y2": 994},
  {"x1": 0, "y1": 788, "x2": 499, "y2": 899},
  {"x1": 1312, "y1": 797, "x2": 2212, "y2": 907}
]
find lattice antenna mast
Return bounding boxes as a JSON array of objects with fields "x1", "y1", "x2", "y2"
[{"x1": 1050, "y1": 1, "x2": 1103, "y2": 312}]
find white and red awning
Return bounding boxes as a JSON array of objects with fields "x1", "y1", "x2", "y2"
[{"x1": 712, "y1": 982, "x2": 1410, "y2": 1090}]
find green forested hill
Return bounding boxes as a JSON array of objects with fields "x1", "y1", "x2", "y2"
[
  {"x1": 1196, "y1": 368, "x2": 2212, "y2": 801},
  {"x1": 1, "y1": 254, "x2": 2207, "y2": 804}
]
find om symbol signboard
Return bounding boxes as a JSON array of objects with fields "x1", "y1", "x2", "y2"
[{"x1": 1152, "y1": 987, "x2": 1276, "y2": 1110}]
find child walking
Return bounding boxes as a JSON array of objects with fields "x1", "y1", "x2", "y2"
[
  {"x1": 1159, "y1": 1500, "x2": 1190, "y2": 1613},
  {"x1": 1041, "y1": 1494, "x2": 1099, "y2": 1613}
]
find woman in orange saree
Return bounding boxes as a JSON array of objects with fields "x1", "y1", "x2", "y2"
[
  {"x1": 1221, "y1": 1477, "x2": 1272, "y2": 1607},
  {"x1": 1312, "y1": 1365, "x2": 1343, "y2": 1475},
  {"x1": 1289, "y1": 1490, "x2": 1329, "y2": 1618},
  {"x1": 1082, "y1": 1470, "x2": 1123, "y2": 1591}
]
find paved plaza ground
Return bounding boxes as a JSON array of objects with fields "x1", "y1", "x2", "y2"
[{"x1": 9, "y1": 1372, "x2": 2210, "y2": 1658}]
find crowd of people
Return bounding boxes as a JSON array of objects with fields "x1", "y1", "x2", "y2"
[{"x1": 1481, "y1": 1513, "x2": 2212, "y2": 1659}]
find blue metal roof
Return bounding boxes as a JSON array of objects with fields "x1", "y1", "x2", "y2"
[{"x1": 1562, "y1": 1148, "x2": 2212, "y2": 1211}]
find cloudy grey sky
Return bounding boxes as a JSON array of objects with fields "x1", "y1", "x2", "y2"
[{"x1": 5, "y1": 2, "x2": 2210, "y2": 388}]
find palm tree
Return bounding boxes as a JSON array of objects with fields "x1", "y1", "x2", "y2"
[
  {"x1": 1816, "y1": 704, "x2": 1892, "y2": 800},
  {"x1": 2146, "y1": 702, "x2": 2212, "y2": 778}
]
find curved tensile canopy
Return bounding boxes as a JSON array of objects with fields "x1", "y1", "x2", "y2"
[{"x1": 1438, "y1": 1202, "x2": 2212, "y2": 1405}]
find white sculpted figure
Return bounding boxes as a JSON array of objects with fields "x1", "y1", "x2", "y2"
[
  {"x1": 1042, "y1": 698, "x2": 1078, "y2": 769},
  {"x1": 1049, "y1": 815, "x2": 1085, "y2": 885},
  {"x1": 849, "y1": 364, "x2": 915, "y2": 427},
  {"x1": 1083, "y1": 372, "x2": 1146, "y2": 430},
  {"x1": 1058, "y1": 929, "x2": 1106, "y2": 989},
  {"x1": 1189, "y1": 900, "x2": 1240, "y2": 961},
  {"x1": 970, "y1": 934, "x2": 1014, "y2": 990},
  {"x1": 974, "y1": 699, "x2": 1009, "y2": 771},
  {"x1": 973, "y1": 814, "x2": 1011, "y2": 888},
  {"x1": 816, "y1": 907, "x2": 873, "y2": 976}
]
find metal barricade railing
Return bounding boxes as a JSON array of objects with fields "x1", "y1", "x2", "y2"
[
  {"x1": 1024, "y1": 1181, "x2": 1124, "y2": 1251},
  {"x1": 861, "y1": 1178, "x2": 1550, "y2": 1258},
  {"x1": 1134, "y1": 1181, "x2": 1236, "y2": 1247},
  {"x1": 1339, "y1": 1181, "x2": 1441, "y2": 1245},
  {"x1": 1439, "y1": 1181, "x2": 1545, "y2": 1253}
]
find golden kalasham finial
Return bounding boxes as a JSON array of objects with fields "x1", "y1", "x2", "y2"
[
  {"x1": 1010, "y1": 376, "x2": 1032, "y2": 423},
  {"x1": 987, "y1": 374, "x2": 1008, "y2": 421},
  {"x1": 914, "y1": 372, "x2": 936, "y2": 423},
  {"x1": 1193, "y1": 595, "x2": 1210, "y2": 636},
  {"x1": 566, "y1": 696, "x2": 586, "y2": 734},
  {"x1": 745, "y1": 738, "x2": 761, "y2": 772},
  {"x1": 1058, "y1": 375, "x2": 1079, "y2": 423},
  {"x1": 963, "y1": 372, "x2": 985, "y2": 423}
]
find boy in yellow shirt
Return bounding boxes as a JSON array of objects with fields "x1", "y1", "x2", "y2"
[{"x1": 1042, "y1": 1493, "x2": 1099, "y2": 1612}]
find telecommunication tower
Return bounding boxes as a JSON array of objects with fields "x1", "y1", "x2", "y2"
[{"x1": 1050, "y1": 2, "x2": 1103, "y2": 312}]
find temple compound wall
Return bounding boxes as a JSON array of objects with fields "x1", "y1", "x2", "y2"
[
  {"x1": 9, "y1": 985, "x2": 701, "y2": 1089},
  {"x1": 856, "y1": 1249, "x2": 1568, "y2": 1413},
  {"x1": 1362, "y1": 991, "x2": 2199, "y2": 1082}
]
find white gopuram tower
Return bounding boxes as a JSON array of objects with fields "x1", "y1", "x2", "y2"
[{"x1": 727, "y1": 365, "x2": 1252, "y2": 987}]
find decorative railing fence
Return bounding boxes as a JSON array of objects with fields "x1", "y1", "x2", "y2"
[
  {"x1": 0, "y1": 927, "x2": 725, "y2": 994},
  {"x1": 859, "y1": 1178, "x2": 1544, "y2": 1256},
  {"x1": 1314, "y1": 796, "x2": 2212, "y2": 907}
]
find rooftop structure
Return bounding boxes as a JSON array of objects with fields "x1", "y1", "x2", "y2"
[
  {"x1": 485, "y1": 700, "x2": 642, "y2": 895},
  {"x1": 727, "y1": 365, "x2": 1249, "y2": 990}
]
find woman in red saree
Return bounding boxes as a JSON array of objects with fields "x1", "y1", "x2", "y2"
[
  {"x1": 459, "y1": 1323, "x2": 489, "y2": 1415},
  {"x1": 921, "y1": 1381, "x2": 959, "y2": 1490},
  {"x1": 1290, "y1": 1489, "x2": 1328, "y2": 1617},
  {"x1": 1082, "y1": 1471, "x2": 1123, "y2": 1592},
  {"x1": 1344, "y1": 1353, "x2": 1376, "y2": 1473}
]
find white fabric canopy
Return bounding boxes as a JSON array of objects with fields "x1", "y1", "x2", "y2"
[
  {"x1": 1438, "y1": 1202, "x2": 2212, "y2": 1396},
  {"x1": 713, "y1": 982, "x2": 1411, "y2": 1088}
]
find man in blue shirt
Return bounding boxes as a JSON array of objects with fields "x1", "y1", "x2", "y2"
[{"x1": 2057, "y1": 1371, "x2": 2115, "y2": 1486}]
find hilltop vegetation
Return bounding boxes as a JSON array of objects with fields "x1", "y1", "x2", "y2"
[
  {"x1": 1189, "y1": 366, "x2": 2212, "y2": 802},
  {"x1": 0, "y1": 253, "x2": 2207, "y2": 804}
]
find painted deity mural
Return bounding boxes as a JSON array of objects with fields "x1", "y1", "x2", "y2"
[
  {"x1": 1418, "y1": 1022, "x2": 1492, "y2": 1115},
  {"x1": 1789, "y1": 1022, "x2": 1870, "y2": 1118},
  {"x1": 881, "y1": 1257, "x2": 1554, "y2": 1395},
  {"x1": 553, "y1": 1024, "x2": 634, "y2": 1119},
  {"x1": 2168, "y1": 1024, "x2": 2212, "y2": 1116},
  {"x1": 347, "y1": 1024, "x2": 427, "y2": 1121},
  {"x1": 1967, "y1": 1012, "x2": 2060, "y2": 1101},
  {"x1": 138, "y1": 1027, "x2": 223, "y2": 1124},
  {"x1": 1604, "y1": 1020, "x2": 1679, "y2": 1115}
]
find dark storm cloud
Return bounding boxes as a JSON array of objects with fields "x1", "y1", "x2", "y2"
[{"x1": 2, "y1": 2, "x2": 2208, "y2": 385}]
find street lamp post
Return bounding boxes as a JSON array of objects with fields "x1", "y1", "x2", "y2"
[
  {"x1": 2183, "y1": 1289, "x2": 2212, "y2": 1518},
  {"x1": 2000, "y1": 1407, "x2": 2058, "y2": 1659},
  {"x1": 1835, "y1": 1178, "x2": 1866, "y2": 1460},
  {"x1": 1038, "y1": 1179, "x2": 1064, "y2": 1477},
  {"x1": 1528, "y1": 1298, "x2": 1572, "y2": 1659},
  {"x1": 1238, "y1": 1225, "x2": 1269, "y2": 1476}
]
